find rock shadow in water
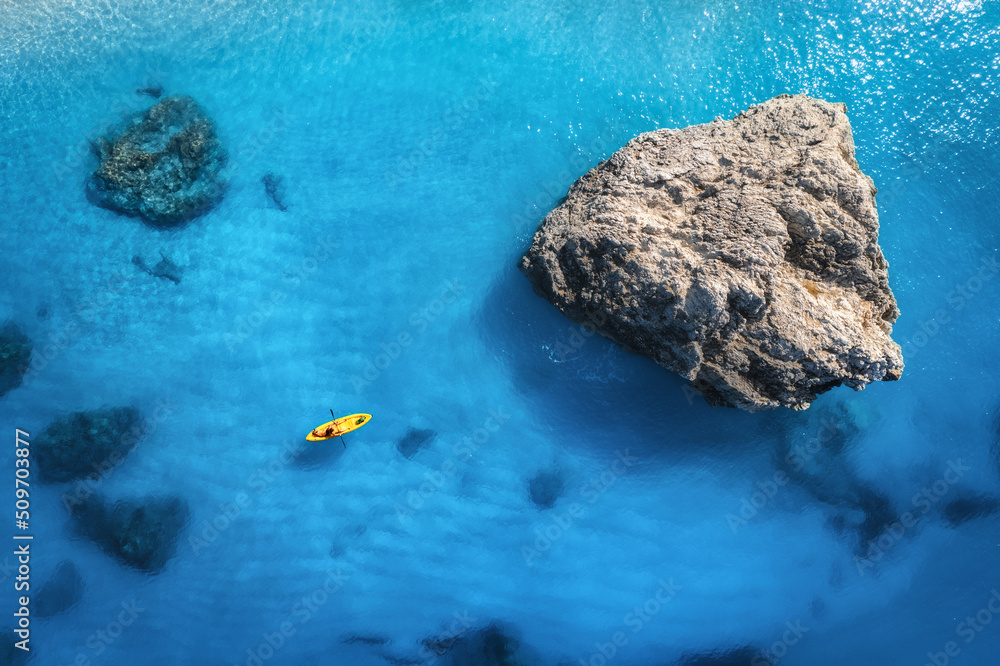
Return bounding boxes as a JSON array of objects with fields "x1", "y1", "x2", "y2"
[
  {"x1": 477, "y1": 266, "x2": 758, "y2": 459},
  {"x1": 292, "y1": 439, "x2": 346, "y2": 469}
]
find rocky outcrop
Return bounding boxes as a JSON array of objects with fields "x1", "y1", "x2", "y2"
[
  {"x1": 87, "y1": 95, "x2": 227, "y2": 226},
  {"x1": 520, "y1": 95, "x2": 903, "y2": 411},
  {"x1": 35, "y1": 407, "x2": 143, "y2": 483},
  {"x1": 0, "y1": 322, "x2": 31, "y2": 399},
  {"x1": 69, "y1": 494, "x2": 190, "y2": 572}
]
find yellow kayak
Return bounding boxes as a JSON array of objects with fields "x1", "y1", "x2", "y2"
[{"x1": 306, "y1": 413, "x2": 372, "y2": 441}]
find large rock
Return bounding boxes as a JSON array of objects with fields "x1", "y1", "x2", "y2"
[
  {"x1": 0, "y1": 322, "x2": 31, "y2": 399},
  {"x1": 35, "y1": 407, "x2": 143, "y2": 483},
  {"x1": 87, "y1": 95, "x2": 227, "y2": 226},
  {"x1": 520, "y1": 95, "x2": 903, "y2": 411},
  {"x1": 69, "y1": 494, "x2": 190, "y2": 573}
]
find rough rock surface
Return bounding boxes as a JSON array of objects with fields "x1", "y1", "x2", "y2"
[
  {"x1": 87, "y1": 95, "x2": 227, "y2": 226},
  {"x1": 520, "y1": 94, "x2": 903, "y2": 411},
  {"x1": 69, "y1": 494, "x2": 190, "y2": 572},
  {"x1": 35, "y1": 407, "x2": 143, "y2": 483},
  {"x1": 0, "y1": 322, "x2": 31, "y2": 399}
]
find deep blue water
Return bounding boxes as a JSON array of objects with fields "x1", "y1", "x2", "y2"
[{"x1": 1, "y1": 0, "x2": 999, "y2": 664}]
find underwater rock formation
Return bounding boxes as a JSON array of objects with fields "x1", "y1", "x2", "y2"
[
  {"x1": 942, "y1": 493, "x2": 1000, "y2": 527},
  {"x1": 677, "y1": 646, "x2": 761, "y2": 665},
  {"x1": 261, "y1": 172, "x2": 288, "y2": 211},
  {"x1": 68, "y1": 494, "x2": 190, "y2": 573},
  {"x1": 992, "y1": 411, "x2": 1000, "y2": 479},
  {"x1": 0, "y1": 322, "x2": 31, "y2": 399},
  {"x1": 340, "y1": 634, "x2": 391, "y2": 646},
  {"x1": 852, "y1": 484, "x2": 897, "y2": 547},
  {"x1": 35, "y1": 407, "x2": 143, "y2": 483},
  {"x1": 132, "y1": 252, "x2": 183, "y2": 284},
  {"x1": 397, "y1": 428, "x2": 436, "y2": 458},
  {"x1": 136, "y1": 84, "x2": 163, "y2": 98},
  {"x1": 87, "y1": 95, "x2": 227, "y2": 226},
  {"x1": 527, "y1": 470, "x2": 564, "y2": 509},
  {"x1": 0, "y1": 629, "x2": 29, "y2": 665},
  {"x1": 36, "y1": 560, "x2": 84, "y2": 618},
  {"x1": 521, "y1": 95, "x2": 903, "y2": 411},
  {"x1": 423, "y1": 622, "x2": 532, "y2": 666}
]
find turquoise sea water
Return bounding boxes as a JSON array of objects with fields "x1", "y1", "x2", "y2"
[{"x1": 1, "y1": 0, "x2": 999, "y2": 664}]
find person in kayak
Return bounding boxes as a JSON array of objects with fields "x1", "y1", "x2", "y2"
[{"x1": 313, "y1": 410, "x2": 347, "y2": 447}]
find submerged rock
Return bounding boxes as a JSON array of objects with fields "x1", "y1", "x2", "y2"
[
  {"x1": 446, "y1": 624, "x2": 521, "y2": 665},
  {"x1": 132, "y1": 252, "x2": 183, "y2": 284},
  {"x1": 69, "y1": 494, "x2": 190, "y2": 572},
  {"x1": 36, "y1": 560, "x2": 84, "y2": 618},
  {"x1": 678, "y1": 646, "x2": 761, "y2": 665},
  {"x1": 0, "y1": 629, "x2": 30, "y2": 664},
  {"x1": 87, "y1": 95, "x2": 227, "y2": 226},
  {"x1": 426, "y1": 622, "x2": 532, "y2": 666},
  {"x1": 521, "y1": 95, "x2": 903, "y2": 412},
  {"x1": 992, "y1": 412, "x2": 1000, "y2": 479},
  {"x1": 136, "y1": 84, "x2": 164, "y2": 98},
  {"x1": 0, "y1": 322, "x2": 31, "y2": 399},
  {"x1": 35, "y1": 407, "x2": 143, "y2": 483},
  {"x1": 341, "y1": 634, "x2": 391, "y2": 646},
  {"x1": 942, "y1": 493, "x2": 1000, "y2": 527},
  {"x1": 261, "y1": 172, "x2": 288, "y2": 211},
  {"x1": 853, "y1": 484, "x2": 897, "y2": 547},
  {"x1": 527, "y1": 470, "x2": 564, "y2": 509},
  {"x1": 397, "y1": 428, "x2": 436, "y2": 458}
]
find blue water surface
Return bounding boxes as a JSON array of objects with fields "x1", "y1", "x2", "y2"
[{"x1": 1, "y1": 0, "x2": 999, "y2": 664}]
